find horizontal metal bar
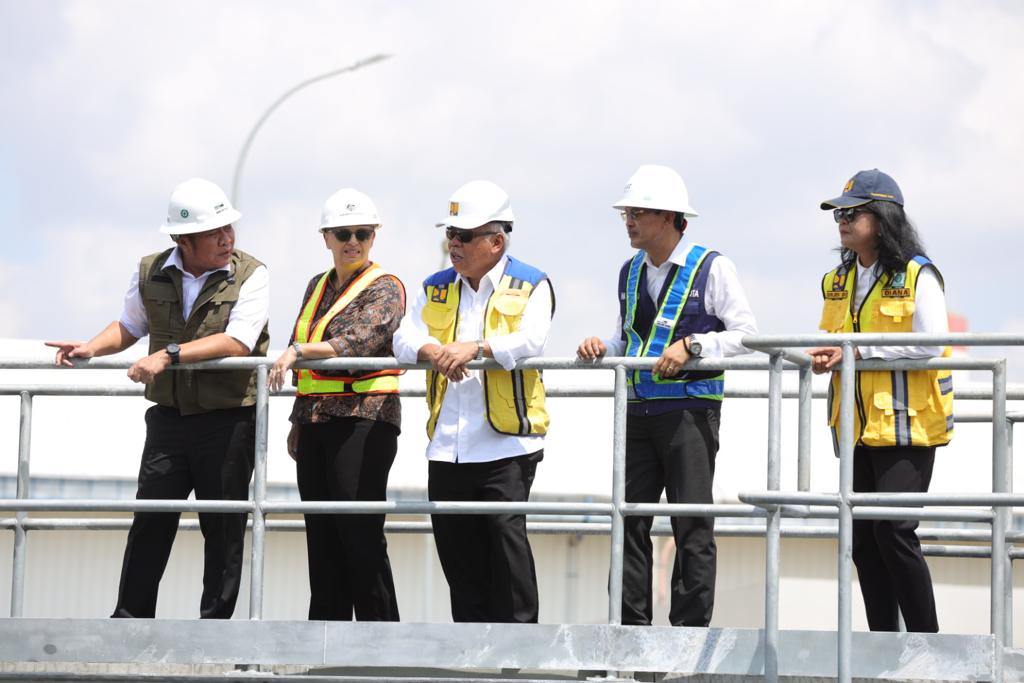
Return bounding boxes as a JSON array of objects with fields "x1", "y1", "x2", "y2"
[
  {"x1": 0, "y1": 499, "x2": 254, "y2": 513},
  {"x1": 259, "y1": 500, "x2": 613, "y2": 515},
  {"x1": 620, "y1": 503, "x2": 764, "y2": 517},
  {"x1": 850, "y1": 492, "x2": 1024, "y2": 507},
  {"x1": 740, "y1": 492, "x2": 842, "y2": 507},
  {"x1": 743, "y1": 332, "x2": 1024, "y2": 348}
]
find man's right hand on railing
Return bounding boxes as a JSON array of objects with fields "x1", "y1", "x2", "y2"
[
  {"x1": 45, "y1": 340, "x2": 95, "y2": 367},
  {"x1": 807, "y1": 346, "x2": 861, "y2": 374},
  {"x1": 576, "y1": 337, "x2": 607, "y2": 360}
]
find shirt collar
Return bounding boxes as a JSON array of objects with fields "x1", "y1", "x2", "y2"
[
  {"x1": 162, "y1": 246, "x2": 232, "y2": 280},
  {"x1": 458, "y1": 254, "x2": 508, "y2": 294},
  {"x1": 643, "y1": 236, "x2": 697, "y2": 269}
]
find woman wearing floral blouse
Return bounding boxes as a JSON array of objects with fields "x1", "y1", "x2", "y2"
[{"x1": 269, "y1": 188, "x2": 405, "y2": 621}]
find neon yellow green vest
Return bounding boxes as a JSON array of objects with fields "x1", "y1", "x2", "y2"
[
  {"x1": 819, "y1": 256, "x2": 954, "y2": 449},
  {"x1": 421, "y1": 257, "x2": 552, "y2": 439},
  {"x1": 294, "y1": 263, "x2": 401, "y2": 396}
]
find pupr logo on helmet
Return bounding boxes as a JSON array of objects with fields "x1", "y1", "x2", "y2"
[
  {"x1": 180, "y1": 209, "x2": 189, "y2": 219},
  {"x1": 843, "y1": 179, "x2": 855, "y2": 193},
  {"x1": 449, "y1": 202, "x2": 460, "y2": 217},
  {"x1": 346, "y1": 203, "x2": 356, "y2": 211}
]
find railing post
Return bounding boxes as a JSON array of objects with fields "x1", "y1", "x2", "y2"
[
  {"x1": 764, "y1": 353, "x2": 784, "y2": 683},
  {"x1": 992, "y1": 360, "x2": 1008, "y2": 681},
  {"x1": 1005, "y1": 418, "x2": 1015, "y2": 648},
  {"x1": 608, "y1": 365, "x2": 627, "y2": 624},
  {"x1": 248, "y1": 364, "x2": 269, "y2": 620},
  {"x1": 797, "y1": 364, "x2": 813, "y2": 491},
  {"x1": 11, "y1": 391, "x2": 32, "y2": 617},
  {"x1": 837, "y1": 342, "x2": 856, "y2": 683}
]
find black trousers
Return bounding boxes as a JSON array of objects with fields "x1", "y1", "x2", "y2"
[
  {"x1": 113, "y1": 405, "x2": 255, "y2": 619},
  {"x1": 622, "y1": 408, "x2": 720, "y2": 626},
  {"x1": 853, "y1": 445, "x2": 939, "y2": 632},
  {"x1": 428, "y1": 450, "x2": 543, "y2": 623},
  {"x1": 295, "y1": 417, "x2": 400, "y2": 621}
]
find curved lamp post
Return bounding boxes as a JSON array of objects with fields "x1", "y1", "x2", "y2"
[{"x1": 231, "y1": 53, "x2": 393, "y2": 207}]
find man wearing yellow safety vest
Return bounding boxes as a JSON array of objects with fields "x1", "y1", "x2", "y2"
[
  {"x1": 393, "y1": 180, "x2": 554, "y2": 623},
  {"x1": 577, "y1": 165, "x2": 757, "y2": 627},
  {"x1": 809, "y1": 169, "x2": 952, "y2": 633},
  {"x1": 46, "y1": 178, "x2": 269, "y2": 618}
]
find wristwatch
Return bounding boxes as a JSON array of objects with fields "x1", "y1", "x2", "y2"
[
  {"x1": 166, "y1": 343, "x2": 181, "y2": 365},
  {"x1": 685, "y1": 335, "x2": 702, "y2": 358},
  {"x1": 291, "y1": 342, "x2": 303, "y2": 359},
  {"x1": 475, "y1": 341, "x2": 485, "y2": 360}
]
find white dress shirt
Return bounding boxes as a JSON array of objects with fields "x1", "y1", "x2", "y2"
[
  {"x1": 853, "y1": 260, "x2": 947, "y2": 359},
  {"x1": 119, "y1": 247, "x2": 270, "y2": 352},
  {"x1": 393, "y1": 255, "x2": 553, "y2": 463},
  {"x1": 601, "y1": 238, "x2": 758, "y2": 358}
]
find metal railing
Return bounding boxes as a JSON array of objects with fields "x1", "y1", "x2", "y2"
[{"x1": 0, "y1": 333, "x2": 1021, "y2": 682}]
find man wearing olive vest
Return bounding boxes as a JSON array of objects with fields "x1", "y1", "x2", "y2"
[
  {"x1": 393, "y1": 180, "x2": 554, "y2": 623},
  {"x1": 578, "y1": 165, "x2": 758, "y2": 627},
  {"x1": 46, "y1": 178, "x2": 269, "y2": 618}
]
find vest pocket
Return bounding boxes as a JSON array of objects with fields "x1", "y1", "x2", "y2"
[
  {"x1": 818, "y1": 300, "x2": 848, "y2": 332},
  {"x1": 872, "y1": 300, "x2": 915, "y2": 331},
  {"x1": 421, "y1": 302, "x2": 456, "y2": 338}
]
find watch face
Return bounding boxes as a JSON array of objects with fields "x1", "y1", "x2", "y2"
[
  {"x1": 167, "y1": 343, "x2": 180, "y2": 354},
  {"x1": 690, "y1": 342, "x2": 702, "y2": 357}
]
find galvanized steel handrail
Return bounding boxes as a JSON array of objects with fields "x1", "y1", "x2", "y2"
[{"x1": 1, "y1": 333, "x2": 1021, "y2": 683}]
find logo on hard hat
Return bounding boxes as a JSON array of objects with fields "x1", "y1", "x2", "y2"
[
  {"x1": 180, "y1": 209, "x2": 189, "y2": 219},
  {"x1": 346, "y1": 203, "x2": 356, "y2": 212},
  {"x1": 843, "y1": 179, "x2": 855, "y2": 193},
  {"x1": 449, "y1": 202, "x2": 459, "y2": 217}
]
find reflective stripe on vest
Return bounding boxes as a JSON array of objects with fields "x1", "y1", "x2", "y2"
[
  {"x1": 421, "y1": 257, "x2": 551, "y2": 439},
  {"x1": 294, "y1": 264, "x2": 401, "y2": 396},
  {"x1": 623, "y1": 245, "x2": 724, "y2": 401},
  {"x1": 819, "y1": 256, "x2": 953, "y2": 449}
]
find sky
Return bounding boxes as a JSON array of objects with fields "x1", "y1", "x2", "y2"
[{"x1": 2, "y1": 0, "x2": 1023, "y2": 365}]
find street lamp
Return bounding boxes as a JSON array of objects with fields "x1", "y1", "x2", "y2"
[{"x1": 231, "y1": 53, "x2": 393, "y2": 207}]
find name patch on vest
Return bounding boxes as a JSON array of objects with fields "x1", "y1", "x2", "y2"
[
  {"x1": 825, "y1": 291, "x2": 848, "y2": 300},
  {"x1": 881, "y1": 288, "x2": 911, "y2": 298},
  {"x1": 654, "y1": 317, "x2": 674, "y2": 330},
  {"x1": 430, "y1": 285, "x2": 449, "y2": 303}
]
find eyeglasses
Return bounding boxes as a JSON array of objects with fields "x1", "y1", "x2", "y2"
[
  {"x1": 619, "y1": 208, "x2": 651, "y2": 221},
  {"x1": 445, "y1": 227, "x2": 500, "y2": 244},
  {"x1": 325, "y1": 228, "x2": 375, "y2": 242},
  {"x1": 833, "y1": 208, "x2": 870, "y2": 224}
]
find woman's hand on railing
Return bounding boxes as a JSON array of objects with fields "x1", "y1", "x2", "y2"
[
  {"x1": 807, "y1": 346, "x2": 860, "y2": 374},
  {"x1": 268, "y1": 346, "x2": 297, "y2": 392}
]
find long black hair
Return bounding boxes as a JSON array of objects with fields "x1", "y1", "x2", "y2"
[{"x1": 839, "y1": 200, "x2": 928, "y2": 275}]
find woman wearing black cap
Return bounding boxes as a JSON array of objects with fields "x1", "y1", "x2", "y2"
[{"x1": 808, "y1": 169, "x2": 954, "y2": 633}]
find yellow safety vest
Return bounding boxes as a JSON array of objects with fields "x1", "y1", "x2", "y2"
[
  {"x1": 294, "y1": 263, "x2": 401, "y2": 396},
  {"x1": 818, "y1": 256, "x2": 954, "y2": 449},
  {"x1": 421, "y1": 257, "x2": 552, "y2": 439}
]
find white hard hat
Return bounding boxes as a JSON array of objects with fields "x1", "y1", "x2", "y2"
[
  {"x1": 437, "y1": 180, "x2": 515, "y2": 229},
  {"x1": 320, "y1": 188, "x2": 380, "y2": 229},
  {"x1": 159, "y1": 178, "x2": 242, "y2": 235},
  {"x1": 612, "y1": 165, "x2": 699, "y2": 218}
]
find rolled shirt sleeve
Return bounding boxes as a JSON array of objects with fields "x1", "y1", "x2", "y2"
[
  {"x1": 119, "y1": 267, "x2": 149, "y2": 339},
  {"x1": 393, "y1": 287, "x2": 443, "y2": 363},
  {"x1": 224, "y1": 265, "x2": 270, "y2": 353},
  {"x1": 695, "y1": 255, "x2": 758, "y2": 358},
  {"x1": 858, "y1": 267, "x2": 947, "y2": 360}
]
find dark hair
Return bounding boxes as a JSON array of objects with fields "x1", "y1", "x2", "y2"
[
  {"x1": 654, "y1": 210, "x2": 687, "y2": 233},
  {"x1": 839, "y1": 200, "x2": 927, "y2": 275}
]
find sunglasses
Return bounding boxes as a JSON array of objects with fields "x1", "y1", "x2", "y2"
[
  {"x1": 445, "y1": 227, "x2": 500, "y2": 244},
  {"x1": 325, "y1": 227, "x2": 375, "y2": 242},
  {"x1": 833, "y1": 208, "x2": 870, "y2": 224},
  {"x1": 619, "y1": 208, "x2": 652, "y2": 221}
]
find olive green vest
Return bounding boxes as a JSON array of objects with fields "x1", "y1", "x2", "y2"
[{"x1": 139, "y1": 248, "x2": 270, "y2": 415}]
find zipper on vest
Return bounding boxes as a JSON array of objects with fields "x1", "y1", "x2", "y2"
[{"x1": 850, "y1": 267, "x2": 867, "y2": 442}]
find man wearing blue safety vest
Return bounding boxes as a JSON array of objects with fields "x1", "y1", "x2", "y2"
[
  {"x1": 393, "y1": 180, "x2": 555, "y2": 623},
  {"x1": 577, "y1": 165, "x2": 757, "y2": 626}
]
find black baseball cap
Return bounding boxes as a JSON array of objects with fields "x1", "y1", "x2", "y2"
[{"x1": 820, "y1": 169, "x2": 904, "y2": 210}]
